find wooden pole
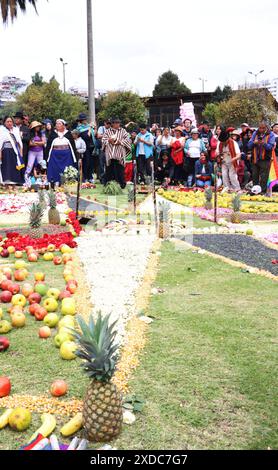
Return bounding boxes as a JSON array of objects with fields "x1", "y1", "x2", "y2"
[
  {"x1": 133, "y1": 159, "x2": 137, "y2": 215},
  {"x1": 151, "y1": 160, "x2": 158, "y2": 233},
  {"x1": 76, "y1": 158, "x2": 83, "y2": 219},
  {"x1": 214, "y1": 162, "x2": 218, "y2": 223}
]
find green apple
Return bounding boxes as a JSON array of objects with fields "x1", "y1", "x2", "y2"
[
  {"x1": 44, "y1": 313, "x2": 59, "y2": 328},
  {"x1": 60, "y1": 340, "x2": 77, "y2": 360},
  {"x1": 61, "y1": 298, "x2": 76, "y2": 316},
  {"x1": 43, "y1": 297, "x2": 58, "y2": 313},
  {"x1": 0, "y1": 320, "x2": 12, "y2": 334},
  {"x1": 58, "y1": 315, "x2": 75, "y2": 330},
  {"x1": 60, "y1": 219, "x2": 67, "y2": 227},
  {"x1": 54, "y1": 332, "x2": 72, "y2": 348},
  {"x1": 59, "y1": 326, "x2": 74, "y2": 341},
  {"x1": 47, "y1": 288, "x2": 61, "y2": 300},
  {"x1": 35, "y1": 283, "x2": 49, "y2": 297}
]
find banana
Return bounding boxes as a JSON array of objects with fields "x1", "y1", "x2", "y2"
[
  {"x1": 0, "y1": 409, "x2": 13, "y2": 430},
  {"x1": 60, "y1": 412, "x2": 83, "y2": 437},
  {"x1": 29, "y1": 413, "x2": 56, "y2": 443}
]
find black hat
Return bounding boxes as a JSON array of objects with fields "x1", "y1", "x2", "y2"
[
  {"x1": 218, "y1": 130, "x2": 230, "y2": 142},
  {"x1": 78, "y1": 113, "x2": 88, "y2": 121},
  {"x1": 14, "y1": 111, "x2": 24, "y2": 119},
  {"x1": 111, "y1": 117, "x2": 121, "y2": 124}
]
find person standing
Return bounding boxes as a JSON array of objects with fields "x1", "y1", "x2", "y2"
[
  {"x1": 184, "y1": 129, "x2": 206, "y2": 187},
  {"x1": 97, "y1": 120, "x2": 111, "y2": 184},
  {"x1": 135, "y1": 124, "x2": 154, "y2": 184},
  {"x1": 76, "y1": 113, "x2": 96, "y2": 183},
  {"x1": 46, "y1": 119, "x2": 77, "y2": 185},
  {"x1": 183, "y1": 118, "x2": 193, "y2": 140},
  {"x1": 170, "y1": 127, "x2": 186, "y2": 185},
  {"x1": 216, "y1": 128, "x2": 241, "y2": 193},
  {"x1": 102, "y1": 118, "x2": 131, "y2": 189},
  {"x1": 25, "y1": 121, "x2": 46, "y2": 185},
  {"x1": 13, "y1": 111, "x2": 30, "y2": 166},
  {"x1": 247, "y1": 122, "x2": 276, "y2": 194},
  {"x1": 272, "y1": 123, "x2": 278, "y2": 161},
  {"x1": 0, "y1": 116, "x2": 24, "y2": 186}
]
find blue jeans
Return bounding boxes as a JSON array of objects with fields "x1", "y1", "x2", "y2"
[{"x1": 196, "y1": 179, "x2": 212, "y2": 188}]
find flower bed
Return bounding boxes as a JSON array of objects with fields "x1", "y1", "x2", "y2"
[
  {"x1": 0, "y1": 193, "x2": 67, "y2": 215},
  {"x1": 2, "y1": 231, "x2": 77, "y2": 251},
  {"x1": 262, "y1": 233, "x2": 278, "y2": 245}
]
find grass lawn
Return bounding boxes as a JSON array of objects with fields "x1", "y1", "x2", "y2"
[
  {"x1": 80, "y1": 183, "x2": 148, "y2": 210},
  {"x1": 114, "y1": 242, "x2": 278, "y2": 450},
  {"x1": 0, "y1": 253, "x2": 88, "y2": 450}
]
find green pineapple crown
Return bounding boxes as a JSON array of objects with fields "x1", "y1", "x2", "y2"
[
  {"x1": 29, "y1": 203, "x2": 44, "y2": 228},
  {"x1": 158, "y1": 201, "x2": 171, "y2": 222},
  {"x1": 48, "y1": 189, "x2": 57, "y2": 209},
  {"x1": 103, "y1": 181, "x2": 123, "y2": 196},
  {"x1": 232, "y1": 194, "x2": 241, "y2": 212},
  {"x1": 205, "y1": 187, "x2": 213, "y2": 203},
  {"x1": 73, "y1": 312, "x2": 119, "y2": 383}
]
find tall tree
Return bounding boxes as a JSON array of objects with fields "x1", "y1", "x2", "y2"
[
  {"x1": 211, "y1": 85, "x2": 233, "y2": 103},
  {"x1": 31, "y1": 72, "x2": 44, "y2": 87},
  {"x1": 1, "y1": 0, "x2": 37, "y2": 22},
  {"x1": 98, "y1": 90, "x2": 146, "y2": 125},
  {"x1": 153, "y1": 70, "x2": 191, "y2": 97}
]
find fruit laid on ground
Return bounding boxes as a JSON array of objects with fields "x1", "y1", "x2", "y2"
[
  {"x1": 58, "y1": 315, "x2": 75, "y2": 330},
  {"x1": 59, "y1": 290, "x2": 71, "y2": 301},
  {"x1": 61, "y1": 298, "x2": 76, "y2": 316},
  {"x1": 29, "y1": 303, "x2": 41, "y2": 316},
  {"x1": 34, "y1": 272, "x2": 45, "y2": 282},
  {"x1": 44, "y1": 313, "x2": 59, "y2": 328},
  {"x1": 28, "y1": 252, "x2": 38, "y2": 263},
  {"x1": 60, "y1": 341, "x2": 77, "y2": 360},
  {"x1": 48, "y1": 190, "x2": 61, "y2": 225},
  {"x1": 0, "y1": 291, "x2": 13, "y2": 303},
  {"x1": 14, "y1": 260, "x2": 26, "y2": 270},
  {"x1": 29, "y1": 202, "x2": 44, "y2": 239},
  {"x1": 0, "y1": 336, "x2": 10, "y2": 352},
  {"x1": 29, "y1": 293, "x2": 42, "y2": 305},
  {"x1": 0, "y1": 308, "x2": 3, "y2": 320},
  {"x1": 47, "y1": 244, "x2": 56, "y2": 252},
  {"x1": 8, "y1": 283, "x2": 20, "y2": 295},
  {"x1": 66, "y1": 282, "x2": 77, "y2": 294},
  {"x1": 7, "y1": 246, "x2": 15, "y2": 254},
  {"x1": 11, "y1": 312, "x2": 26, "y2": 328},
  {"x1": 0, "y1": 249, "x2": 10, "y2": 258},
  {"x1": 231, "y1": 194, "x2": 242, "y2": 224},
  {"x1": 50, "y1": 380, "x2": 68, "y2": 397},
  {"x1": 43, "y1": 253, "x2": 54, "y2": 262},
  {"x1": 0, "y1": 377, "x2": 11, "y2": 398},
  {"x1": 53, "y1": 256, "x2": 63, "y2": 265},
  {"x1": 1, "y1": 279, "x2": 12, "y2": 290},
  {"x1": 246, "y1": 229, "x2": 254, "y2": 236},
  {"x1": 62, "y1": 254, "x2": 73, "y2": 264},
  {"x1": 34, "y1": 307, "x2": 48, "y2": 322},
  {"x1": 74, "y1": 313, "x2": 123, "y2": 442},
  {"x1": 22, "y1": 283, "x2": 34, "y2": 298},
  {"x1": 47, "y1": 288, "x2": 60, "y2": 300},
  {"x1": 2, "y1": 267, "x2": 12, "y2": 278},
  {"x1": 60, "y1": 412, "x2": 83, "y2": 437},
  {"x1": 43, "y1": 298, "x2": 58, "y2": 313},
  {"x1": 14, "y1": 270, "x2": 27, "y2": 282},
  {"x1": 0, "y1": 320, "x2": 12, "y2": 334},
  {"x1": 29, "y1": 413, "x2": 56, "y2": 442},
  {"x1": 0, "y1": 409, "x2": 13, "y2": 429},
  {"x1": 60, "y1": 245, "x2": 72, "y2": 254},
  {"x1": 12, "y1": 294, "x2": 27, "y2": 307},
  {"x1": 54, "y1": 332, "x2": 72, "y2": 348},
  {"x1": 9, "y1": 305, "x2": 24, "y2": 316},
  {"x1": 14, "y1": 251, "x2": 23, "y2": 258},
  {"x1": 8, "y1": 408, "x2": 32, "y2": 432},
  {"x1": 39, "y1": 326, "x2": 52, "y2": 339},
  {"x1": 35, "y1": 283, "x2": 48, "y2": 297}
]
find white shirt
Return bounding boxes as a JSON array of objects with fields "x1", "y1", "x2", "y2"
[
  {"x1": 188, "y1": 139, "x2": 202, "y2": 159},
  {"x1": 156, "y1": 135, "x2": 172, "y2": 147}
]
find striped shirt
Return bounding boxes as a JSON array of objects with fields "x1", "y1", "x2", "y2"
[{"x1": 102, "y1": 128, "x2": 131, "y2": 166}]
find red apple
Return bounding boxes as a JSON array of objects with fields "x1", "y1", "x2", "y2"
[
  {"x1": 22, "y1": 283, "x2": 34, "y2": 298},
  {"x1": 28, "y1": 253, "x2": 38, "y2": 263},
  {"x1": 14, "y1": 270, "x2": 27, "y2": 282},
  {"x1": 34, "y1": 307, "x2": 48, "y2": 321},
  {"x1": 28, "y1": 293, "x2": 42, "y2": 305},
  {"x1": 50, "y1": 379, "x2": 68, "y2": 397},
  {"x1": 0, "y1": 291, "x2": 13, "y2": 303},
  {"x1": 14, "y1": 251, "x2": 23, "y2": 259},
  {"x1": 0, "y1": 336, "x2": 10, "y2": 352},
  {"x1": 62, "y1": 254, "x2": 73, "y2": 264},
  {"x1": 0, "y1": 377, "x2": 11, "y2": 398},
  {"x1": 39, "y1": 326, "x2": 51, "y2": 339},
  {"x1": 8, "y1": 283, "x2": 21, "y2": 295},
  {"x1": 59, "y1": 290, "x2": 72, "y2": 300},
  {"x1": 66, "y1": 282, "x2": 78, "y2": 294},
  {"x1": 0, "y1": 249, "x2": 10, "y2": 258},
  {"x1": 29, "y1": 303, "x2": 41, "y2": 316},
  {"x1": 53, "y1": 256, "x2": 63, "y2": 266},
  {"x1": 1, "y1": 279, "x2": 11, "y2": 291}
]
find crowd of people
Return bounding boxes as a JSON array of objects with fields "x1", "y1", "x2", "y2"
[{"x1": 0, "y1": 111, "x2": 277, "y2": 195}]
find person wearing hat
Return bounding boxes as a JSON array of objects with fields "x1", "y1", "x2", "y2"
[
  {"x1": 25, "y1": 121, "x2": 46, "y2": 185},
  {"x1": 134, "y1": 124, "x2": 154, "y2": 184},
  {"x1": 13, "y1": 111, "x2": 31, "y2": 165},
  {"x1": 184, "y1": 129, "x2": 206, "y2": 187},
  {"x1": 216, "y1": 128, "x2": 241, "y2": 192},
  {"x1": 102, "y1": 118, "x2": 131, "y2": 188},
  {"x1": 169, "y1": 127, "x2": 186, "y2": 185},
  {"x1": 0, "y1": 115, "x2": 24, "y2": 186},
  {"x1": 231, "y1": 130, "x2": 250, "y2": 188},
  {"x1": 76, "y1": 113, "x2": 96, "y2": 183},
  {"x1": 45, "y1": 119, "x2": 77, "y2": 185}
]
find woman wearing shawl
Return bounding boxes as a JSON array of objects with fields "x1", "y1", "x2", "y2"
[
  {"x1": 170, "y1": 126, "x2": 185, "y2": 184},
  {"x1": 45, "y1": 119, "x2": 77, "y2": 184},
  {"x1": 76, "y1": 113, "x2": 96, "y2": 183},
  {"x1": 0, "y1": 116, "x2": 24, "y2": 186}
]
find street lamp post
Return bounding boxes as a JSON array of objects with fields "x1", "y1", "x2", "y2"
[
  {"x1": 199, "y1": 77, "x2": 208, "y2": 93},
  {"x1": 60, "y1": 58, "x2": 68, "y2": 93},
  {"x1": 248, "y1": 69, "x2": 264, "y2": 88},
  {"x1": 87, "y1": 0, "x2": 96, "y2": 124}
]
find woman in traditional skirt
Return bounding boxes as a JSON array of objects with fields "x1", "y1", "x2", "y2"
[
  {"x1": 46, "y1": 119, "x2": 77, "y2": 184},
  {"x1": 0, "y1": 116, "x2": 25, "y2": 187}
]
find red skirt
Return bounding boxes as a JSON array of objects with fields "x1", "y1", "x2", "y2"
[{"x1": 125, "y1": 162, "x2": 133, "y2": 182}]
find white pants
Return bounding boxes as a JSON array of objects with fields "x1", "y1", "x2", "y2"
[{"x1": 222, "y1": 163, "x2": 240, "y2": 191}]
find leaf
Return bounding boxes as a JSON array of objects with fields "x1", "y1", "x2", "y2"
[
  {"x1": 133, "y1": 402, "x2": 144, "y2": 413},
  {"x1": 123, "y1": 403, "x2": 134, "y2": 410}
]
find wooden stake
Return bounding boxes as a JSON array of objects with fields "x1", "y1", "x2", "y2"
[
  {"x1": 151, "y1": 160, "x2": 158, "y2": 233},
  {"x1": 214, "y1": 162, "x2": 218, "y2": 223},
  {"x1": 76, "y1": 158, "x2": 83, "y2": 219}
]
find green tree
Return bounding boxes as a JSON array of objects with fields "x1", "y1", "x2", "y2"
[
  {"x1": 31, "y1": 72, "x2": 44, "y2": 87},
  {"x1": 217, "y1": 89, "x2": 277, "y2": 127},
  {"x1": 14, "y1": 78, "x2": 86, "y2": 124},
  {"x1": 211, "y1": 85, "x2": 233, "y2": 103},
  {"x1": 1, "y1": 0, "x2": 37, "y2": 22},
  {"x1": 98, "y1": 90, "x2": 146, "y2": 125},
  {"x1": 203, "y1": 103, "x2": 221, "y2": 126},
  {"x1": 153, "y1": 70, "x2": 191, "y2": 97}
]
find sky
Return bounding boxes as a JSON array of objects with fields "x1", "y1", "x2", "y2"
[{"x1": 0, "y1": 0, "x2": 277, "y2": 96}]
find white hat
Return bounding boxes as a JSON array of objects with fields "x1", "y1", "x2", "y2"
[
  {"x1": 251, "y1": 185, "x2": 262, "y2": 195},
  {"x1": 191, "y1": 128, "x2": 199, "y2": 134}
]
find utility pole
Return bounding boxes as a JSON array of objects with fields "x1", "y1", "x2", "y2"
[
  {"x1": 199, "y1": 77, "x2": 207, "y2": 93},
  {"x1": 248, "y1": 69, "x2": 264, "y2": 88},
  {"x1": 87, "y1": 0, "x2": 96, "y2": 124},
  {"x1": 60, "y1": 58, "x2": 68, "y2": 93}
]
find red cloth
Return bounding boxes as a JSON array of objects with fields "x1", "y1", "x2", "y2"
[
  {"x1": 236, "y1": 160, "x2": 245, "y2": 185},
  {"x1": 125, "y1": 162, "x2": 133, "y2": 182},
  {"x1": 171, "y1": 140, "x2": 184, "y2": 165},
  {"x1": 210, "y1": 135, "x2": 218, "y2": 160}
]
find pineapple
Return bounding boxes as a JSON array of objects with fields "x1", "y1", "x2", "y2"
[
  {"x1": 158, "y1": 201, "x2": 171, "y2": 239},
  {"x1": 38, "y1": 189, "x2": 47, "y2": 209},
  {"x1": 231, "y1": 194, "x2": 242, "y2": 224},
  {"x1": 48, "y1": 190, "x2": 61, "y2": 225},
  {"x1": 204, "y1": 187, "x2": 213, "y2": 210},
  {"x1": 29, "y1": 203, "x2": 44, "y2": 239},
  {"x1": 74, "y1": 313, "x2": 122, "y2": 442}
]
